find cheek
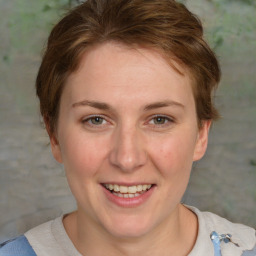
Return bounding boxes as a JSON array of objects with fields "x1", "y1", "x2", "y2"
[
  {"x1": 59, "y1": 132, "x2": 109, "y2": 180},
  {"x1": 59, "y1": 133, "x2": 111, "y2": 207},
  {"x1": 148, "y1": 134, "x2": 196, "y2": 177},
  {"x1": 149, "y1": 134, "x2": 196, "y2": 205}
]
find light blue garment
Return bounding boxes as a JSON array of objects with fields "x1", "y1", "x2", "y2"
[
  {"x1": 210, "y1": 231, "x2": 222, "y2": 256},
  {"x1": 0, "y1": 235, "x2": 36, "y2": 256}
]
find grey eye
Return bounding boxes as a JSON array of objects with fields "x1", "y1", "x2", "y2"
[
  {"x1": 153, "y1": 116, "x2": 168, "y2": 125},
  {"x1": 90, "y1": 116, "x2": 104, "y2": 125}
]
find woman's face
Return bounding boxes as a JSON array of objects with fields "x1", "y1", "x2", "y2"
[{"x1": 51, "y1": 42, "x2": 210, "y2": 238}]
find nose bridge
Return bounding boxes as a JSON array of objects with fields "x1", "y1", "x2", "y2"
[{"x1": 109, "y1": 122, "x2": 147, "y2": 171}]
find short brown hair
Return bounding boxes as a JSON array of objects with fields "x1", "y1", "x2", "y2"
[{"x1": 36, "y1": 0, "x2": 221, "y2": 135}]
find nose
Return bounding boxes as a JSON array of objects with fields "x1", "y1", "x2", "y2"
[{"x1": 109, "y1": 125, "x2": 147, "y2": 172}]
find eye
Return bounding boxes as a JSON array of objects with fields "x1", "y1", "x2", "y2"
[
  {"x1": 89, "y1": 116, "x2": 105, "y2": 125},
  {"x1": 151, "y1": 116, "x2": 168, "y2": 125},
  {"x1": 82, "y1": 115, "x2": 108, "y2": 126},
  {"x1": 147, "y1": 115, "x2": 174, "y2": 127}
]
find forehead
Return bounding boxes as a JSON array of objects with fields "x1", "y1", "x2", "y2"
[
  {"x1": 63, "y1": 42, "x2": 194, "y2": 108},
  {"x1": 74, "y1": 42, "x2": 188, "y2": 80}
]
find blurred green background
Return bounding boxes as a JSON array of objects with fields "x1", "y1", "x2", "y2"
[{"x1": 0, "y1": 0, "x2": 255, "y2": 241}]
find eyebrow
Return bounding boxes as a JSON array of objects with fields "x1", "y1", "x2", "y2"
[
  {"x1": 143, "y1": 100, "x2": 185, "y2": 111},
  {"x1": 72, "y1": 100, "x2": 112, "y2": 110},
  {"x1": 72, "y1": 100, "x2": 184, "y2": 111}
]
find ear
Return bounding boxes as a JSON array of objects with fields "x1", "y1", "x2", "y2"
[
  {"x1": 49, "y1": 134, "x2": 63, "y2": 164},
  {"x1": 193, "y1": 120, "x2": 211, "y2": 161},
  {"x1": 44, "y1": 118, "x2": 63, "y2": 164}
]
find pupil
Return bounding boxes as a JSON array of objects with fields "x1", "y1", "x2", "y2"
[
  {"x1": 92, "y1": 117, "x2": 103, "y2": 124},
  {"x1": 155, "y1": 117, "x2": 165, "y2": 124}
]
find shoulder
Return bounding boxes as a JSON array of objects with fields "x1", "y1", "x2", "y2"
[
  {"x1": 0, "y1": 235, "x2": 37, "y2": 256},
  {"x1": 188, "y1": 205, "x2": 256, "y2": 256},
  {"x1": 201, "y1": 209, "x2": 255, "y2": 247},
  {"x1": 24, "y1": 215, "x2": 81, "y2": 255}
]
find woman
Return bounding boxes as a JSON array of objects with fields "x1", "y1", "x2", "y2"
[{"x1": 0, "y1": 0, "x2": 255, "y2": 255}]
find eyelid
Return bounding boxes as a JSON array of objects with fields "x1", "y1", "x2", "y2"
[
  {"x1": 82, "y1": 114, "x2": 104, "y2": 121},
  {"x1": 149, "y1": 114, "x2": 174, "y2": 121}
]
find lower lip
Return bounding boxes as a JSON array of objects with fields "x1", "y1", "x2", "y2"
[{"x1": 102, "y1": 185, "x2": 156, "y2": 208}]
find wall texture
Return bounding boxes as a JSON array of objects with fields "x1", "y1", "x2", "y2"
[{"x1": 0, "y1": 0, "x2": 255, "y2": 242}]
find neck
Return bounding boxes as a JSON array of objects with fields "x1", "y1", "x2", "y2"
[{"x1": 63, "y1": 204, "x2": 198, "y2": 256}]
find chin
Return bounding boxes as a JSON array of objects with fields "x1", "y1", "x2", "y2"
[{"x1": 102, "y1": 214, "x2": 155, "y2": 239}]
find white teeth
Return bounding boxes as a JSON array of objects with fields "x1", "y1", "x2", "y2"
[
  {"x1": 137, "y1": 185, "x2": 143, "y2": 192},
  {"x1": 129, "y1": 193, "x2": 135, "y2": 198},
  {"x1": 112, "y1": 192, "x2": 140, "y2": 198},
  {"x1": 114, "y1": 184, "x2": 119, "y2": 192},
  {"x1": 142, "y1": 185, "x2": 148, "y2": 190},
  {"x1": 120, "y1": 186, "x2": 128, "y2": 193},
  {"x1": 128, "y1": 186, "x2": 137, "y2": 193},
  {"x1": 104, "y1": 184, "x2": 152, "y2": 195}
]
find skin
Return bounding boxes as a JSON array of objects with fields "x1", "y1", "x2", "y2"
[{"x1": 49, "y1": 42, "x2": 211, "y2": 256}]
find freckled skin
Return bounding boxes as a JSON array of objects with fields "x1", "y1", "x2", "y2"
[{"x1": 50, "y1": 42, "x2": 211, "y2": 255}]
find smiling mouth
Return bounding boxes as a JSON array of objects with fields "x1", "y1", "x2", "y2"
[{"x1": 103, "y1": 184, "x2": 154, "y2": 198}]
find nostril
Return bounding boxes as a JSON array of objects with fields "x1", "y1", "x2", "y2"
[
  {"x1": 109, "y1": 129, "x2": 148, "y2": 171},
  {"x1": 109, "y1": 150, "x2": 147, "y2": 172}
]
